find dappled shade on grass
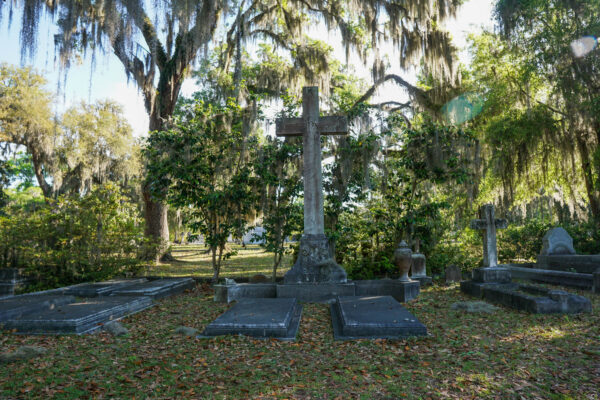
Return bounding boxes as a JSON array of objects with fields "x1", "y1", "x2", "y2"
[{"x1": 145, "y1": 244, "x2": 293, "y2": 280}]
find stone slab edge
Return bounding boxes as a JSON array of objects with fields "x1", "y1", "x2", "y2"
[
  {"x1": 3, "y1": 297, "x2": 154, "y2": 335},
  {"x1": 199, "y1": 302, "x2": 303, "y2": 341},
  {"x1": 330, "y1": 300, "x2": 427, "y2": 340},
  {"x1": 502, "y1": 264, "x2": 593, "y2": 289}
]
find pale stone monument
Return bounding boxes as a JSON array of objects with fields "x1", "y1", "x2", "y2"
[
  {"x1": 469, "y1": 204, "x2": 508, "y2": 268},
  {"x1": 461, "y1": 204, "x2": 512, "y2": 296},
  {"x1": 411, "y1": 239, "x2": 432, "y2": 286},
  {"x1": 276, "y1": 86, "x2": 348, "y2": 284},
  {"x1": 540, "y1": 227, "x2": 575, "y2": 255}
]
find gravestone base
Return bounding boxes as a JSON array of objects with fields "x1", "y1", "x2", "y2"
[
  {"x1": 277, "y1": 283, "x2": 355, "y2": 303},
  {"x1": 594, "y1": 270, "x2": 600, "y2": 294},
  {"x1": 201, "y1": 298, "x2": 302, "y2": 341},
  {"x1": 482, "y1": 284, "x2": 591, "y2": 314},
  {"x1": 537, "y1": 255, "x2": 600, "y2": 274},
  {"x1": 330, "y1": 296, "x2": 427, "y2": 340},
  {"x1": 354, "y1": 280, "x2": 420, "y2": 302},
  {"x1": 503, "y1": 264, "x2": 593, "y2": 290},
  {"x1": 2, "y1": 296, "x2": 153, "y2": 334},
  {"x1": 472, "y1": 267, "x2": 512, "y2": 283},
  {"x1": 411, "y1": 276, "x2": 433, "y2": 287},
  {"x1": 214, "y1": 283, "x2": 276, "y2": 303},
  {"x1": 460, "y1": 281, "x2": 514, "y2": 298},
  {"x1": 283, "y1": 234, "x2": 347, "y2": 284},
  {"x1": 112, "y1": 278, "x2": 195, "y2": 299}
]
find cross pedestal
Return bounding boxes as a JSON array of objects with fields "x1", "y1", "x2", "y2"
[{"x1": 276, "y1": 87, "x2": 348, "y2": 284}]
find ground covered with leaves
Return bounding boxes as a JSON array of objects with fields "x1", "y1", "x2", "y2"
[{"x1": 1, "y1": 284, "x2": 599, "y2": 399}]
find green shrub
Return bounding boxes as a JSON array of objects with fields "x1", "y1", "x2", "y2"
[{"x1": 0, "y1": 184, "x2": 151, "y2": 290}]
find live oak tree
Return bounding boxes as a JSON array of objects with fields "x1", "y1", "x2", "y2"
[
  {"x1": 0, "y1": 64, "x2": 140, "y2": 198},
  {"x1": 495, "y1": 0, "x2": 600, "y2": 222},
  {"x1": 2, "y1": 0, "x2": 462, "y2": 260}
]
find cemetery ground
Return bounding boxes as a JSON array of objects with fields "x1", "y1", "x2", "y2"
[
  {"x1": 1, "y1": 283, "x2": 599, "y2": 399},
  {"x1": 146, "y1": 244, "x2": 293, "y2": 279}
]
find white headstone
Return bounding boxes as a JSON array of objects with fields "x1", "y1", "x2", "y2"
[{"x1": 540, "y1": 227, "x2": 575, "y2": 255}]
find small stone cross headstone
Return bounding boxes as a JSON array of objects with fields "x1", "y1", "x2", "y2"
[
  {"x1": 276, "y1": 86, "x2": 348, "y2": 283},
  {"x1": 470, "y1": 204, "x2": 507, "y2": 268}
]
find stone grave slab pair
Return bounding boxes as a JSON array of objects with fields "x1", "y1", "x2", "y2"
[
  {"x1": 0, "y1": 277, "x2": 195, "y2": 334},
  {"x1": 201, "y1": 295, "x2": 427, "y2": 341}
]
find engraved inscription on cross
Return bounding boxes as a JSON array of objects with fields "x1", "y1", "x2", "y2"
[
  {"x1": 276, "y1": 86, "x2": 348, "y2": 236},
  {"x1": 470, "y1": 204, "x2": 508, "y2": 268}
]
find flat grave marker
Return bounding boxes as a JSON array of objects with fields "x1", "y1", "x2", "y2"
[
  {"x1": 2, "y1": 296, "x2": 153, "y2": 334},
  {"x1": 330, "y1": 296, "x2": 428, "y2": 340},
  {"x1": 61, "y1": 278, "x2": 148, "y2": 297},
  {"x1": 201, "y1": 298, "x2": 302, "y2": 341},
  {"x1": 0, "y1": 295, "x2": 75, "y2": 321},
  {"x1": 112, "y1": 278, "x2": 195, "y2": 299}
]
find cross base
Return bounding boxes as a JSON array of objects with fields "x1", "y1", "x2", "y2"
[{"x1": 284, "y1": 234, "x2": 348, "y2": 284}]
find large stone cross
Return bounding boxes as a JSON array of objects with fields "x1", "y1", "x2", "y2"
[
  {"x1": 470, "y1": 204, "x2": 507, "y2": 268},
  {"x1": 276, "y1": 86, "x2": 348, "y2": 235},
  {"x1": 276, "y1": 86, "x2": 348, "y2": 283}
]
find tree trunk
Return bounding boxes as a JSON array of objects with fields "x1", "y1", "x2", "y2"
[
  {"x1": 142, "y1": 85, "x2": 180, "y2": 262},
  {"x1": 575, "y1": 134, "x2": 600, "y2": 222}
]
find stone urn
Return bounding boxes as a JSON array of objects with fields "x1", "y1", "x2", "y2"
[{"x1": 394, "y1": 241, "x2": 412, "y2": 282}]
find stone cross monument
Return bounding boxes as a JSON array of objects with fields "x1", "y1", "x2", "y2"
[
  {"x1": 470, "y1": 204, "x2": 507, "y2": 268},
  {"x1": 276, "y1": 86, "x2": 348, "y2": 283}
]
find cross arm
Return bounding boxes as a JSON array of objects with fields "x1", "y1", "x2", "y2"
[
  {"x1": 470, "y1": 219, "x2": 508, "y2": 230},
  {"x1": 276, "y1": 116, "x2": 348, "y2": 137}
]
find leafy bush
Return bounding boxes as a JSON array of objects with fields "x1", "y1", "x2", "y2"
[{"x1": 0, "y1": 184, "x2": 149, "y2": 289}]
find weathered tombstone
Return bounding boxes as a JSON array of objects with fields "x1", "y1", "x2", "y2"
[
  {"x1": 276, "y1": 86, "x2": 348, "y2": 284},
  {"x1": 593, "y1": 269, "x2": 600, "y2": 294},
  {"x1": 461, "y1": 204, "x2": 512, "y2": 297},
  {"x1": 411, "y1": 239, "x2": 432, "y2": 286},
  {"x1": 445, "y1": 265, "x2": 462, "y2": 283},
  {"x1": 536, "y1": 227, "x2": 600, "y2": 273},
  {"x1": 540, "y1": 227, "x2": 575, "y2": 255},
  {"x1": 469, "y1": 204, "x2": 508, "y2": 268}
]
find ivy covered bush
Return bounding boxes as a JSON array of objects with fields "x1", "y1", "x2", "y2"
[{"x1": 0, "y1": 184, "x2": 149, "y2": 290}]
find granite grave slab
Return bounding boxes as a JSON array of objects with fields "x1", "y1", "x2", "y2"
[
  {"x1": 201, "y1": 298, "x2": 302, "y2": 340},
  {"x1": 481, "y1": 283, "x2": 591, "y2": 314},
  {"x1": 330, "y1": 296, "x2": 427, "y2": 340},
  {"x1": 61, "y1": 278, "x2": 148, "y2": 297},
  {"x1": 503, "y1": 264, "x2": 593, "y2": 290},
  {"x1": 0, "y1": 294, "x2": 75, "y2": 321},
  {"x1": 112, "y1": 278, "x2": 194, "y2": 299},
  {"x1": 2, "y1": 296, "x2": 153, "y2": 334}
]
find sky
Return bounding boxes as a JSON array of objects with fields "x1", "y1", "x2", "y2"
[{"x1": 0, "y1": 0, "x2": 495, "y2": 137}]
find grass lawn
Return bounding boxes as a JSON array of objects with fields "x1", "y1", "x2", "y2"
[
  {"x1": 144, "y1": 244, "x2": 293, "y2": 280},
  {"x1": 1, "y1": 282, "x2": 599, "y2": 399}
]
